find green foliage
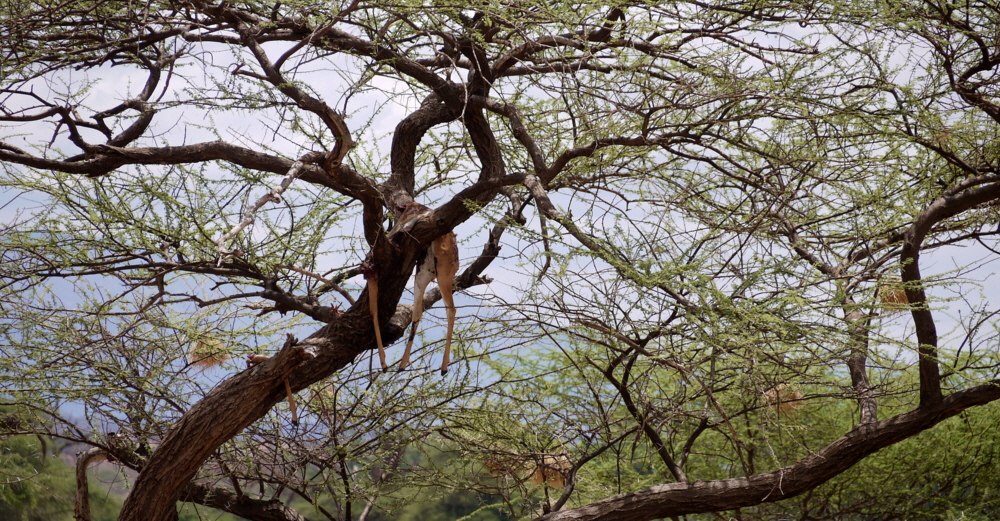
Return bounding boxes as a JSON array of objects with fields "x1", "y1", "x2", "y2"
[
  {"x1": 0, "y1": 435, "x2": 123, "y2": 521},
  {"x1": 365, "y1": 490, "x2": 508, "y2": 521},
  {"x1": 729, "y1": 398, "x2": 1000, "y2": 520},
  {"x1": 1, "y1": 0, "x2": 1000, "y2": 519}
]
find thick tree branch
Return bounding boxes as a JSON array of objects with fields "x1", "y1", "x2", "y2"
[
  {"x1": 0, "y1": 140, "x2": 355, "y2": 189},
  {"x1": 385, "y1": 93, "x2": 462, "y2": 201},
  {"x1": 75, "y1": 448, "x2": 110, "y2": 521},
  {"x1": 901, "y1": 178, "x2": 1000, "y2": 407},
  {"x1": 535, "y1": 381, "x2": 1000, "y2": 521},
  {"x1": 119, "y1": 335, "x2": 316, "y2": 521},
  {"x1": 179, "y1": 481, "x2": 307, "y2": 521}
]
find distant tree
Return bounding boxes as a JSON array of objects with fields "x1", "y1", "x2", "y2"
[
  {"x1": 1, "y1": 1, "x2": 999, "y2": 521},
  {"x1": 0, "y1": 434, "x2": 76, "y2": 521},
  {"x1": 0, "y1": 433, "x2": 123, "y2": 521}
]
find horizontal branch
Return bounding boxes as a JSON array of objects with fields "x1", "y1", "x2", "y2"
[
  {"x1": 180, "y1": 481, "x2": 306, "y2": 521},
  {"x1": 0, "y1": 140, "x2": 373, "y2": 197}
]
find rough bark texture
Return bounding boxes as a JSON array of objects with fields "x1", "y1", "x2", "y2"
[
  {"x1": 117, "y1": 208, "x2": 499, "y2": 521},
  {"x1": 900, "y1": 182, "x2": 1000, "y2": 406},
  {"x1": 179, "y1": 482, "x2": 308, "y2": 521},
  {"x1": 116, "y1": 31, "x2": 508, "y2": 517},
  {"x1": 118, "y1": 337, "x2": 317, "y2": 520}
]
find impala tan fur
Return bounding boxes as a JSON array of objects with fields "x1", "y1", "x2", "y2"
[
  {"x1": 483, "y1": 453, "x2": 572, "y2": 488},
  {"x1": 361, "y1": 261, "x2": 388, "y2": 371},
  {"x1": 393, "y1": 202, "x2": 459, "y2": 375}
]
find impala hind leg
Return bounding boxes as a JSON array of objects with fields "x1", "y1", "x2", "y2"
[
  {"x1": 434, "y1": 233, "x2": 459, "y2": 376},
  {"x1": 399, "y1": 253, "x2": 435, "y2": 371},
  {"x1": 439, "y1": 277, "x2": 456, "y2": 376}
]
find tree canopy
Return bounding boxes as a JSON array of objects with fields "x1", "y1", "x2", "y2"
[{"x1": 1, "y1": 0, "x2": 999, "y2": 520}]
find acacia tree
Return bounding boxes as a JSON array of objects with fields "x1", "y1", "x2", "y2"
[{"x1": 1, "y1": 1, "x2": 999, "y2": 521}]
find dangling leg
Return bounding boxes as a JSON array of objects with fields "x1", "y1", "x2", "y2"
[
  {"x1": 399, "y1": 252, "x2": 435, "y2": 371},
  {"x1": 366, "y1": 274, "x2": 387, "y2": 371},
  {"x1": 434, "y1": 233, "x2": 459, "y2": 376},
  {"x1": 438, "y1": 277, "x2": 456, "y2": 376},
  {"x1": 361, "y1": 262, "x2": 387, "y2": 371},
  {"x1": 284, "y1": 378, "x2": 298, "y2": 426}
]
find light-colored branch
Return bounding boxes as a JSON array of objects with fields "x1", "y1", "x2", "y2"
[
  {"x1": 278, "y1": 263, "x2": 356, "y2": 305},
  {"x1": 74, "y1": 448, "x2": 110, "y2": 521},
  {"x1": 215, "y1": 161, "x2": 305, "y2": 263}
]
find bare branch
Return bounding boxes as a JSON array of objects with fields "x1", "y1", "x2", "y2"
[{"x1": 215, "y1": 161, "x2": 306, "y2": 260}]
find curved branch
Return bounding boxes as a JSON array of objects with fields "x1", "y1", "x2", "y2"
[
  {"x1": 75, "y1": 448, "x2": 110, "y2": 521},
  {"x1": 385, "y1": 93, "x2": 461, "y2": 199},
  {"x1": 900, "y1": 177, "x2": 1000, "y2": 407},
  {"x1": 233, "y1": 22, "x2": 353, "y2": 169},
  {"x1": 535, "y1": 381, "x2": 1000, "y2": 521}
]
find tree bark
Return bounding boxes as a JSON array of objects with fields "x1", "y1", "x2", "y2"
[
  {"x1": 117, "y1": 170, "x2": 506, "y2": 521},
  {"x1": 118, "y1": 336, "x2": 322, "y2": 521},
  {"x1": 75, "y1": 448, "x2": 110, "y2": 521},
  {"x1": 535, "y1": 381, "x2": 1000, "y2": 521},
  {"x1": 900, "y1": 180, "x2": 1000, "y2": 406},
  {"x1": 179, "y1": 482, "x2": 308, "y2": 521}
]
